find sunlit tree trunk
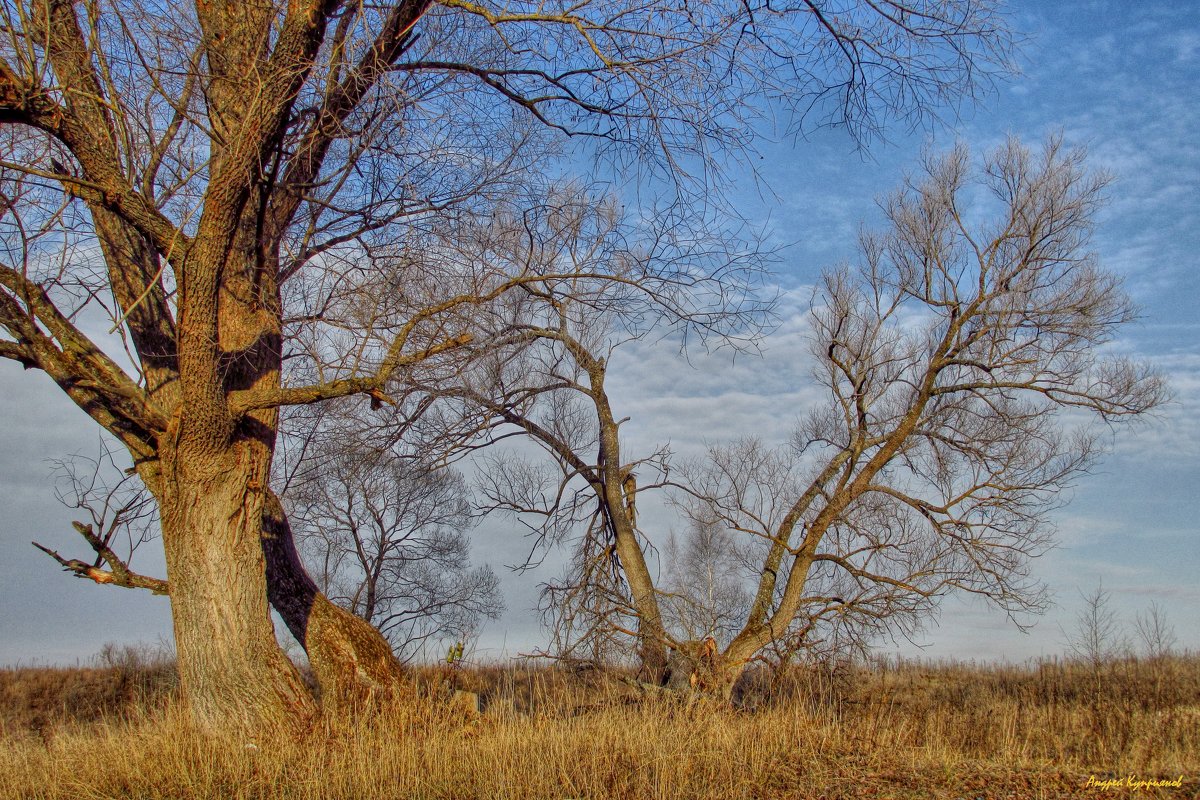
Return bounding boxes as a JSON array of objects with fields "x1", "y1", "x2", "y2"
[
  {"x1": 157, "y1": 439, "x2": 316, "y2": 730},
  {"x1": 595, "y1": 367, "x2": 668, "y2": 681},
  {"x1": 262, "y1": 492, "x2": 408, "y2": 709}
]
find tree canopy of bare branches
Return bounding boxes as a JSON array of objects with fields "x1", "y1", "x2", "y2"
[
  {"x1": 477, "y1": 137, "x2": 1166, "y2": 694},
  {"x1": 0, "y1": 0, "x2": 1016, "y2": 728},
  {"x1": 285, "y1": 403, "x2": 502, "y2": 661}
]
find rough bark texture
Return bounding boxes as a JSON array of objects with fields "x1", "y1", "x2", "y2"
[
  {"x1": 263, "y1": 492, "x2": 409, "y2": 710},
  {"x1": 609, "y1": 502, "x2": 668, "y2": 683},
  {"x1": 158, "y1": 439, "x2": 316, "y2": 730},
  {"x1": 594, "y1": 371, "x2": 668, "y2": 683},
  {"x1": 305, "y1": 595, "x2": 413, "y2": 710},
  {"x1": 657, "y1": 638, "x2": 741, "y2": 702}
]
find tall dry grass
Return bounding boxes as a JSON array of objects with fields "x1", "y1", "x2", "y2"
[{"x1": 1, "y1": 651, "x2": 1196, "y2": 799}]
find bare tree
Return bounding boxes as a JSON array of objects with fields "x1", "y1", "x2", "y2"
[
  {"x1": 1065, "y1": 584, "x2": 1128, "y2": 668},
  {"x1": 482, "y1": 138, "x2": 1166, "y2": 695},
  {"x1": 444, "y1": 184, "x2": 773, "y2": 680},
  {"x1": 688, "y1": 137, "x2": 1166, "y2": 693},
  {"x1": 286, "y1": 422, "x2": 502, "y2": 661},
  {"x1": 0, "y1": 0, "x2": 1016, "y2": 728},
  {"x1": 661, "y1": 517, "x2": 752, "y2": 648},
  {"x1": 1134, "y1": 601, "x2": 1177, "y2": 662}
]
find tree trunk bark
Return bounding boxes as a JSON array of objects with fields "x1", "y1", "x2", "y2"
[
  {"x1": 262, "y1": 491, "x2": 409, "y2": 710},
  {"x1": 658, "y1": 638, "x2": 743, "y2": 702},
  {"x1": 593, "y1": 392, "x2": 668, "y2": 682},
  {"x1": 158, "y1": 442, "x2": 316, "y2": 732},
  {"x1": 153, "y1": 433, "x2": 409, "y2": 728},
  {"x1": 610, "y1": 518, "x2": 668, "y2": 683}
]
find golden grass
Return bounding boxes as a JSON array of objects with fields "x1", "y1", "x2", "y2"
[{"x1": 1, "y1": 655, "x2": 1197, "y2": 799}]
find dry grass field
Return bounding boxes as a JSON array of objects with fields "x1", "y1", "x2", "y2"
[{"x1": 1, "y1": 648, "x2": 1197, "y2": 800}]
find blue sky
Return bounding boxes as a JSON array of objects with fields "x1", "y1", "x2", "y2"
[{"x1": 2, "y1": 0, "x2": 1197, "y2": 666}]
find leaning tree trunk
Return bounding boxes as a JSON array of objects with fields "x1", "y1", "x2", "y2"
[
  {"x1": 157, "y1": 432, "x2": 316, "y2": 732},
  {"x1": 262, "y1": 492, "x2": 408, "y2": 710},
  {"x1": 621, "y1": 553, "x2": 669, "y2": 683},
  {"x1": 593, "y1": 384, "x2": 669, "y2": 682}
]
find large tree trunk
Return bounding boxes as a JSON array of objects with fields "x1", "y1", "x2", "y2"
[
  {"x1": 262, "y1": 492, "x2": 409, "y2": 710},
  {"x1": 592, "y1": 382, "x2": 669, "y2": 682},
  {"x1": 158, "y1": 438, "x2": 316, "y2": 732},
  {"x1": 152, "y1": 431, "x2": 408, "y2": 729},
  {"x1": 622, "y1": 558, "x2": 668, "y2": 683},
  {"x1": 606, "y1": 487, "x2": 667, "y2": 682}
]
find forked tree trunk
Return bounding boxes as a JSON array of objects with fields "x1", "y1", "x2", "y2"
[{"x1": 157, "y1": 440, "x2": 316, "y2": 731}]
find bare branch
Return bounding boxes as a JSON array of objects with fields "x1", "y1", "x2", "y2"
[{"x1": 33, "y1": 523, "x2": 168, "y2": 596}]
